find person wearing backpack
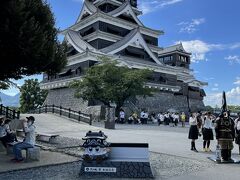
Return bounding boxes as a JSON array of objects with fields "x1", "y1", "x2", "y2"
[{"x1": 234, "y1": 112, "x2": 240, "y2": 155}]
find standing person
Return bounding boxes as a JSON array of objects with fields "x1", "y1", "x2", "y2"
[
  {"x1": 188, "y1": 113, "x2": 199, "y2": 152},
  {"x1": 180, "y1": 112, "x2": 186, "y2": 127},
  {"x1": 128, "y1": 115, "x2": 134, "y2": 124},
  {"x1": 140, "y1": 110, "x2": 145, "y2": 125},
  {"x1": 157, "y1": 112, "x2": 163, "y2": 126},
  {"x1": 174, "y1": 113, "x2": 179, "y2": 127},
  {"x1": 119, "y1": 109, "x2": 125, "y2": 124},
  {"x1": 234, "y1": 112, "x2": 240, "y2": 155},
  {"x1": 12, "y1": 116, "x2": 36, "y2": 162},
  {"x1": 202, "y1": 112, "x2": 214, "y2": 152},
  {"x1": 164, "y1": 112, "x2": 170, "y2": 126},
  {"x1": 132, "y1": 112, "x2": 138, "y2": 124},
  {"x1": 144, "y1": 111, "x2": 148, "y2": 124}
]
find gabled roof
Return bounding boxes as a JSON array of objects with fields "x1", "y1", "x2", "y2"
[
  {"x1": 100, "y1": 28, "x2": 163, "y2": 65},
  {"x1": 158, "y1": 43, "x2": 191, "y2": 55},
  {"x1": 93, "y1": 0, "x2": 142, "y2": 15},
  {"x1": 108, "y1": 0, "x2": 143, "y2": 26},
  {"x1": 66, "y1": 30, "x2": 97, "y2": 53},
  {"x1": 76, "y1": 0, "x2": 97, "y2": 23}
]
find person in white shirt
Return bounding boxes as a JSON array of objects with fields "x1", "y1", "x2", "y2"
[
  {"x1": 164, "y1": 112, "x2": 170, "y2": 125},
  {"x1": 119, "y1": 109, "x2": 125, "y2": 124},
  {"x1": 234, "y1": 112, "x2": 240, "y2": 155},
  {"x1": 202, "y1": 112, "x2": 214, "y2": 152},
  {"x1": 188, "y1": 113, "x2": 199, "y2": 152},
  {"x1": 173, "y1": 113, "x2": 180, "y2": 127},
  {"x1": 140, "y1": 111, "x2": 145, "y2": 124},
  {"x1": 12, "y1": 116, "x2": 36, "y2": 162},
  {"x1": 157, "y1": 112, "x2": 164, "y2": 126}
]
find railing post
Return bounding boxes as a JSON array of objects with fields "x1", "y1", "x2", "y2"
[
  {"x1": 68, "y1": 108, "x2": 71, "y2": 118},
  {"x1": 0, "y1": 104, "x2": 3, "y2": 114},
  {"x1": 6, "y1": 107, "x2": 9, "y2": 118},
  {"x1": 39, "y1": 107, "x2": 41, "y2": 114},
  {"x1": 89, "y1": 114, "x2": 92, "y2": 125},
  {"x1": 52, "y1": 104, "x2": 55, "y2": 114},
  {"x1": 60, "y1": 106, "x2": 62, "y2": 116},
  {"x1": 13, "y1": 110, "x2": 16, "y2": 119},
  {"x1": 17, "y1": 111, "x2": 20, "y2": 119},
  {"x1": 78, "y1": 111, "x2": 81, "y2": 122},
  {"x1": 45, "y1": 105, "x2": 47, "y2": 113}
]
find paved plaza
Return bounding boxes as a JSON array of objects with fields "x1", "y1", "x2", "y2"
[{"x1": 0, "y1": 113, "x2": 239, "y2": 180}]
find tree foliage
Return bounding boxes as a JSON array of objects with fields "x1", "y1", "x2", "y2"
[
  {"x1": 70, "y1": 56, "x2": 155, "y2": 113},
  {"x1": 20, "y1": 79, "x2": 48, "y2": 113},
  {"x1": 0, "y1": 0, "x2": 67, "y2": 82}
]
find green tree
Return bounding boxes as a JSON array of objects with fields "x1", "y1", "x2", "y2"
[
  {"x1": 205, "y1": 105, "x2": 214, "y2": 113},
  {"x1": 20, "y1": 79, "x2": 48, "y2": 113},
  {"x1": 70, "y1": 56, "x2": 155, "y2": 114},
  {"x1": 0, "y1": 0, "x2": 67, "y2": 89}
]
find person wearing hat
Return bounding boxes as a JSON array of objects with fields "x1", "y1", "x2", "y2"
[{"x1": 12, "y1": 116, "x2": 36, "y2": 162}]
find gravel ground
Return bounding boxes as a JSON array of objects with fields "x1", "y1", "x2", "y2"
[{"x1": 0, "y1": 137, "x2": 214, "y2": 180}]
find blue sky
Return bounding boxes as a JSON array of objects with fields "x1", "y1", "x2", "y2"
[{"x1": 2, "y1": 0, "x2": 240, "y2": 107}]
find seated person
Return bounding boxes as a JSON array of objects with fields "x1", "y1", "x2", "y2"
[
  {"x1": 11, "y1": 116, "x2": 36, "y2": 162},
  {"x1": 0, "y1": 116, "x2": 7, "y2": 147},
  {"x1": 0, "y1": 117, "x2": 17, "y2": 148}
]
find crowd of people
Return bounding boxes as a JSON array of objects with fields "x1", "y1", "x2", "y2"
[
  {"x1": 117, "y1": 108, "x2": 240, "y2": 157},
  {"x1": 188, "y1": 111, "x2": 240, "y2": 157},
  {"x1": 117, "y1": 109, "x2": 187, "y2": 127}
]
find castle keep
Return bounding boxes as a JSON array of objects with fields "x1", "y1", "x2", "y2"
[{"x1": 41, "y1": 0, "x2": 207, "y2": 114}]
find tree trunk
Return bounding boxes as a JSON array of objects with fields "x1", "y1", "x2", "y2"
[{"x1": 105, "y1": 107, "x2": 115, "y2": 129}]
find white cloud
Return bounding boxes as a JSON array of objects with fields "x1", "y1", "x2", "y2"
[
  {"x1": 214, "y1": 83, "x2": 219, "y2": 87},
  {"x1": 175, "y1": 40, "x2": 223, "y2": 62},
  {"x1": 225, "y1": 55, "x2": 240, "y2": 64},
  {"x1": 174, "y1": 40, "x2": 240, "y2": 63},
  {"x1": 178, "y1": 18, "x2": 205, "y2": 33},
  {"x1": 205, "y1": 87, "x2": 240, "y2": 106},
  {"x1": 230, "y1": 43, "x2": 240, "y2": 49},
  {"x1": 234, "y1": 77, "x2": 240, "y2": 85},
  {"x1": 139, "y1": 0, "x2": 183, "y2": 14}
]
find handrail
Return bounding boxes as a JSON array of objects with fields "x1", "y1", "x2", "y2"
[
  {"x1": 0, "y1": 104, "x2": 20, "y2": 119},
  {"x1": 30, "y1": 104, "x2": 92, "y2": 125}
]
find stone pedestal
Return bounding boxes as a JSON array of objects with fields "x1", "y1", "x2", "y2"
[
  {"x1": 0, "y1": 143, "x2": 5, "y2": 152},
  {"x1": 80, "y1": 160, "x2": 153, "y2": 178},
  {"x1": 6, "y1": 145, "x2": 14, "y2": 155},
  {"x1": 26, "y1": 147, "x2": 40, "y2": 161},
  {"x1": 104, "y1": 107, "x2": 115, "y2": 129}
]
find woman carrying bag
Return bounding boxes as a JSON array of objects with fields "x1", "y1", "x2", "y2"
[
  {"x1": 202, "y1": 112, "x2": 214, "y2": 152},
  {"x1": 188, "y1": 113, "x2": 199, "y2": 152}
]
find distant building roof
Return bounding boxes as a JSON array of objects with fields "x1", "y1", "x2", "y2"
[{"x1": 158, "y1": 43, "x2": 191, "y2": 56}]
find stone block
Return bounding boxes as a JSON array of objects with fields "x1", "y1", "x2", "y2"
[
  {"x1": 6, "y1": 145, "x2": 14, "y2": 155},
  {"x1": 26, "y1": 147, "x2": 40, "y2": 161},
  {"x1": 0, "y1": 143, "x2": 5, "y2": 152},
  {"x1": 80, "y1": 160, "x2": 154, "y2": 178}
]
